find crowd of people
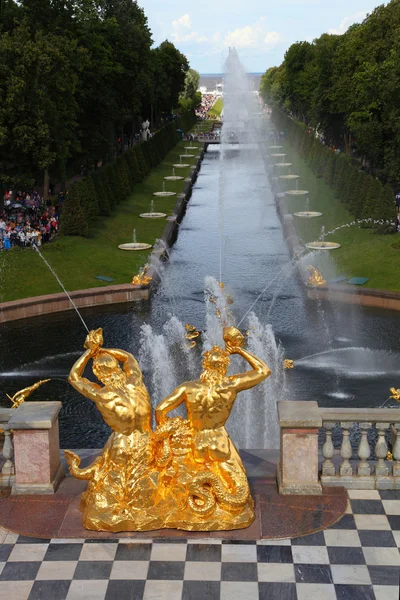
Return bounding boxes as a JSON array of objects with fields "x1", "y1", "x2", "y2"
[
  {"x1": 0, "y1": 190, "x2": 60, "y2": 250},
  {"x1": 195, "y1": 93, "x2": 217, "y2": 120}
]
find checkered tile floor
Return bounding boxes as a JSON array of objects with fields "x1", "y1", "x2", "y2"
[{"x1": 1, "y1": 490, "x2": 400, "y2": 600}]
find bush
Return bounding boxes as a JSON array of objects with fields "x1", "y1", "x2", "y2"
[
  {"x1": 92, "y1": 171, "x2": 111, "y2": 216},
  {"x1": 61, "y1": 185, "x2": 89, "y2": 236},
  {"x1": 74, "y1": 177, "x2": 99, "y2": 219}
]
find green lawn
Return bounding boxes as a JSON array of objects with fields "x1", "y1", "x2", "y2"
[
  {"x1": 280, "y1": 141, "x2": 400, "y2": 291},
  {"x1": 208, "y1": 98, "x2": 223, "y2": 118},
  {"x1": 0, "y1": 139, "x2": 198, "y2": 302}
]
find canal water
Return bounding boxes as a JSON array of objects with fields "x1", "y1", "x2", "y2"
[{"x1": 1, "y1": 139, "x2": 400, "y2": 449}]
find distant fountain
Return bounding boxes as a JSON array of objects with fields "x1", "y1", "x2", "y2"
[
  {"x1": 153, "y1": 181, "x2": 176, "y2": 197},
  {"x1": 140, "y1": 198, "x2": 166, "y2": 219},
  {"x1": 118, "y1": 227, "x2": 152, "y2": 250},
  {"x1": 164, "y1": 167, "x2": 184, "y2": 182}
]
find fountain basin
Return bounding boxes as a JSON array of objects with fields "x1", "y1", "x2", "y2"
[
  {"x1": 140, "y1": 213, "x2": 167, "y2": 219},
  {"x1": 118, "y1": 243, "x2": 153, "y2": 251},
  {"x1": 164, "y1": 176, "x2": 184, "y2": 181},
  {"x1": 173, "y1": 164, "x2": 190, "y2": 168},
  {"x1": 185, "y1": 147, "x2": 198, "y2": 150},
  {"x1": 153, "y1": 191, "x2": 177, "y2": 197},
  {"x1": 270, "y1": 154, "x2": 286, "y2": 158},
  {"x1": 269, "y1": 146, "x2": 282, "y2": 149},
  {"x1": 294, "y1": 211, "x2": 323, "y2": 218},
  {"x1": 279, "y1": 175, "x2": 299, "y2": 180},
  {"x1": 306, "y1": 241, "x2": 341, "y2": 250},
  {"x1": 285, "y1": 190, "x2": 309, "y2": 196},
  {"x1": 275, "y1": 163, "x2": 292, "y2": 168}
]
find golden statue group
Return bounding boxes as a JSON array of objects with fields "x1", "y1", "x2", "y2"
[{"x1": 65, "y1": 326, "x2": 271, "y2": 532}]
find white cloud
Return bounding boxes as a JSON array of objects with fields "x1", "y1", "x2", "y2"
[
  {"x1": 328, "y1": 11, "x2": 368, "y2": 35},
  {"x1": 171, "y1": 13, "x2": 208, "y2": 43},
  {"x1": 224, "y1": 18, "x2": 282, "y2": 49},
  {"x1": 172, "y1": 14, "x2": 191, "y2": 30}
]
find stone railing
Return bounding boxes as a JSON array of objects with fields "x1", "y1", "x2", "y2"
[
  {"x1": 278, "y1": 401, "x2": 400, "y2": 494},
  {"x1": 0, "y1": 408, "x2": 15, "y2": 488},
  {"x1": 0, "y1": 402, "x2": 63, "y2": 494}
]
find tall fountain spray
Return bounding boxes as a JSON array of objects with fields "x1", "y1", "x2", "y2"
[{"x1": 136, "y1": 49, "x2": 287, "y2": 449}]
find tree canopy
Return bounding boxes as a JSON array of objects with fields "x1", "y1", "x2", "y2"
[
  {"x1": 260, "y1": 0, "x2": 400, "y2": 182},
  {"x1": 0, "y1": 0, "x2": 191, "y2": 190}
]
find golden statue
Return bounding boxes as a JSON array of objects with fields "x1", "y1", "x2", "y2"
[
  {"x1": 132, "y1": 264, "x2": 152, "y2": 286},
  {"x1": 65, "y1": 328, "x2": 155, "y2": 531},
  {"x1": 7, "y1": 379, "x2": 50, "y2": 408},
  {"x1": 185, "y1": 323, "x2": 200, "y2": 348},
  {"x1": 390, "y1": 387, "x2": 400, "y2": 402},
  {"x1": 306, "y1": 265, "x2": 327, "y2": 287},
  {"x1": 283, "y1": 359, "x2": 294, "y2": 369},
  {"x1": 65, "y1": 327, "x2": 271, "y2": 532}
]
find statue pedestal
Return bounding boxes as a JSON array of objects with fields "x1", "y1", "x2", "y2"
[
  {"x1": 277, "y1": 401, "x2": 322, "y2": 495},
  {"x1": 10, "y1": 402, "x2": 64, "y2": 495}
]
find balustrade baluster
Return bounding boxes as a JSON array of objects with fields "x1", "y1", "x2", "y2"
[
  {"x1": 1, "y1": 428, "x2": 14, "y2": 481},
  {"x1": 339, "y1": 422, "x2": 353, "y2": 476},
  {"x1": 358, "y1": 422, "x2": 372, "y2": 476},
  {"x1": 322, "y1": 423, "x2": 335, "y2": 476},
  {"x1": 375, "y1": 423, "x2": 390, "y2": 477},
  {"x1": 392, "y1": 424, "x2": 400, "y2": 478}
]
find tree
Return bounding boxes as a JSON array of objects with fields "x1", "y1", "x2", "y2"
[
  {"x1": 61, "y1": 186, "x2": 88, "y2": 236},
  {"x1": 0, "y1": 22, "x2": 81, "y2": 192},
  {"x1": 151, "y1": 40, "x2": 189, "y2": 120}
]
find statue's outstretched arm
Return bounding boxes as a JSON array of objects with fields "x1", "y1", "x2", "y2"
[
  {"x1": 155, "y1": 385, "x2": 186, "y2": 425},
  {"x1": 69, "y1": 349, "x2": 102, "y2": 399},
  {"x1": 227, "y1": 347, "x2": 271, "y2": 392},
  {"x1": 105, "y1": 349, "x2": 143, "y2": 379}
]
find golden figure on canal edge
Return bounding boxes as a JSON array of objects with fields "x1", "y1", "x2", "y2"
[
  {"x1": 306, "y1": 265, "x2": 327, "y2": 287},
  {"x1": 7, "y1": 379, "x2": 51, "y2": 408},
  {"x1": 65, "y1": 326, "x2": 271, "y2": 532}
]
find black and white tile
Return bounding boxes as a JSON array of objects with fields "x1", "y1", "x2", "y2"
[{"x1": 0, "y1": 488, "x2": 399, "y2": 599}]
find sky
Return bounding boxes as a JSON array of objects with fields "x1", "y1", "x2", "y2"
[{"x1": 137, "y1": 0, "x2": 387, "y2": 73}]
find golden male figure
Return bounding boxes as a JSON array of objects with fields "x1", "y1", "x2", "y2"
[
  {"x1": 155, "y1": 326, "x2": 271, "y2": 530},
  {"x1": 65, "y1": 329, "x2": 155, "y2": 531}
]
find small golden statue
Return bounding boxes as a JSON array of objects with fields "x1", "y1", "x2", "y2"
[
  {"x1": 65, "y1": 326, "x2": 271, "y2": 532},
  {"x1": 306, "y1": 265, "x2": 327, "y2": 287},
  {"x1": 132, "y1": 264, "x2": 152, "y2": 286},
  {"x1": 7, "y1": 379, "x2": 50, "y2": 408},
  {"x1": 390, "y1": 387, "x2": 400, "y2": 402},
  {"x1": 283, "y1": 359, "x2": 294, "y2": 369},
  {"x1": 185, "y1": 324, "x2": 200, "y2": 348}
]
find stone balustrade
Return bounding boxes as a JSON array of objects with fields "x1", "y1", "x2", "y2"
[
  {"x1": 320, "y1": 408, "x2": 400, "y2": 490},
  {"x1": 278, "y1": 402, "x2": 400, "y2": 494},
  {"x1": 0, "y1": 408, "x2": 15, "y2": 488}
]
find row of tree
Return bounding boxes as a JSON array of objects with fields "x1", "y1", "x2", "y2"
[
  {"x1": 260, "y1": 0, "x2": 400, "y2": 183},
  {"x1": 62, "y1": 112, "x2": 196, "y2": 236},
  {"x1": 273, "y1": 110, "x2": 395, "y2": 228},
  {"x1": 0, "y1": 0, "x2": 199, "y2": 195}
]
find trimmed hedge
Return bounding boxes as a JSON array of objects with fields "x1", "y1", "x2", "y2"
[
  {"x1": 61, "y1": 111, "x2": 195, "y2": 236},
  {"x1": 272, "y1": 110, "x2": 396, "y2": 228}
]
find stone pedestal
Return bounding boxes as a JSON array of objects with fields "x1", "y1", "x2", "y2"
[
  {"x1": 277, "y1": 401, "x2": 322, "y2": 495},
  {"x1": 9, "y1": 402, "x2": 64, "y2": 495}
]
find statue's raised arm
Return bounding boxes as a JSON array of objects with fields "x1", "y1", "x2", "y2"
[{"x1": 223, "y1": 326, "x2": 271, "y2": 392}]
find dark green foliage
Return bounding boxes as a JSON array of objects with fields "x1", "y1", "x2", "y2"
[
  {"x1": 261, "y1": 1, "x2": 400, "y2": 182},
  {"x1": 92, "y1": 171, "x2": 111, "y2": 216},
  {"x1": 61, "y1": 185, "x2": 89, "y2": 237},
  {"x1": 362, "y1": 177, "x2": 383, "y2": 220},
  {"x1": 126, "y1": 149, "x2": 143, "y2": 183},
  {"x1": 74, "y1": 177, "x2": 99, "y2": 219},
  {"x1": 374, "y1": 183, "x2": 396, "y2": 222}
]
